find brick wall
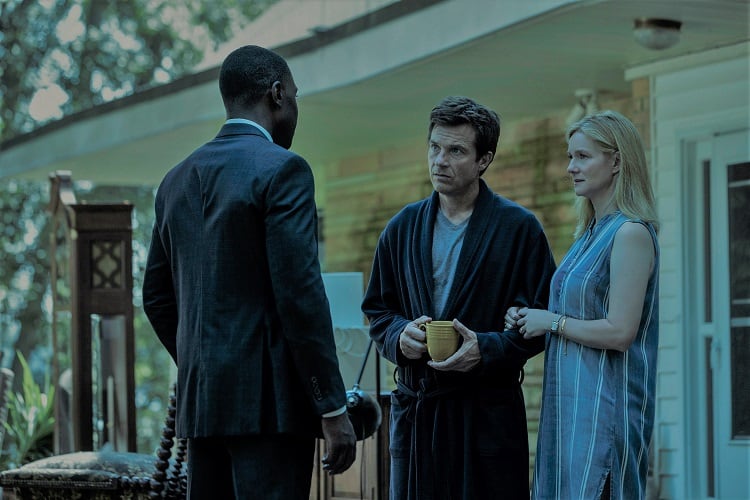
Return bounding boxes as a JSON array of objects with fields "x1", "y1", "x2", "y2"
[{"x1": 319, "y1": 85, "x2": 646, "y2": 481}]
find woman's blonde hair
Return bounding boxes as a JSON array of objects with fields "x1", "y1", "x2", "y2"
[{"x1": 567, "y1": 110, "x2": 658, "y2": 238}]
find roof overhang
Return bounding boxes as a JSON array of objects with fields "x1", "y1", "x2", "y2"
[{"x1": 1, "y1": 0, "x2": 748, "y2": 185}]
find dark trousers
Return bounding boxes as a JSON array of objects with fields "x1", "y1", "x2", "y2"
[{"x1": 187, "y1": 434, "x2": 315, "y2": 500}]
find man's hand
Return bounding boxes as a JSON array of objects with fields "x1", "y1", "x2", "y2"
[
  {"x1": 399, "y1": 315, "x2": 431, "y2": 359},
  {"x1": 504, "y1": 306, "x2": 521, "y2": 331},
  {"x1": 320, "y1": 413, "x2": 357, "y2": 475},
  {"x1": 428, "y1": 319, "x2": 481, "y2": 372}
]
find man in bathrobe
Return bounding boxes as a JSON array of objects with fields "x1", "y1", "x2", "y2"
[{"x1": 362, "y1": 96, "x2": 556, "y2": 499}]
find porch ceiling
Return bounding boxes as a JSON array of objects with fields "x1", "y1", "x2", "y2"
[
  {"x1": 2, "y1": 0, "x2": 748, "y2": 185},
  {"x1": 293, "y1": 0, "x2": 749, "y2": 163}
]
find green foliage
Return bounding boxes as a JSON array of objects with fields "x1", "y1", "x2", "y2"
[
  {"x1": 0, "y1": 180, "x2": 52, "y2": 373},
  {"x1": 1, "y1": 353, "x2": 55, "y2": 470},
  {"x1": 0, "y1": 0, "x2": 277, "y2": 141}
]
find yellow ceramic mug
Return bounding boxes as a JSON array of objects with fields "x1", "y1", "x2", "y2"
[{"x1": 419, "y1": 320, "x2": 459, "y2": 361}]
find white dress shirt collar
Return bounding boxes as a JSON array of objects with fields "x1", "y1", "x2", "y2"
[{"x1": 224, "y1": 118, "x2": 273, "y2": 143}]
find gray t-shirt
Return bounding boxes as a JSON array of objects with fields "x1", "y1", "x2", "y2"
[{"x1": 432, "y1": 209, "x2": 469, "y2": 319}]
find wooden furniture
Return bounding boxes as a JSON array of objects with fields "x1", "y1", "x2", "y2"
[
  {"x1": 0, "y1": 387, "x2": 186, "y2": 500},
  {"x1": 47, "y1": 171, "x2": 136, "y2": 453},
  {"x1": 0, "y1": 367, "x2": 14, "y2": 452}
]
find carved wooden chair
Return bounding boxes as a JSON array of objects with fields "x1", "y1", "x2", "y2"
[
  {"x1": 0, "y1": 386, "x2": 186, "y2": 500},
  {"x1": 0, "y1": 367, "x2": 14, "y2": 452}
]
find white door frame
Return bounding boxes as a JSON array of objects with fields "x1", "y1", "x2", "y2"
[
  {"x1": 683, "y1": 128, "x2": 750, "y2": 499},
  {"x1": 710, "y1": 130, "x2": 750, "y2": 499},
  {"x1": 683, "y1": 135, "x2": 713, "y2": 498}
]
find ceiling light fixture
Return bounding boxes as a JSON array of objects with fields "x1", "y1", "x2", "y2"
[{"x1": 633, "y1": 18, "x2": 682, "y2": 50}]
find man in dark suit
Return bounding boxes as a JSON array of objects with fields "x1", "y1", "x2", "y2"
[{"x1": 143, "y1": 45, "x2": 356, "y2": 499}]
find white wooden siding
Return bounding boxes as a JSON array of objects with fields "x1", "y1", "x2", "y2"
[{"x1": 645, "y1": 44, "x2": 750, "y2": 499}]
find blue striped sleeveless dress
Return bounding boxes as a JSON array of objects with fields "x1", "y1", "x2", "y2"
[{"x1": 532, "y1": 212, "x2": 659, "y2": 499}]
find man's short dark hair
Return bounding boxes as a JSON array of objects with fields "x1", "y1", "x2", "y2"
[
  {"x1": 428, "y1": 96, "x2": 501, "y2": 160},
  {"x1": 219, "y1": 45, "x2": 291, "y2": 111}
]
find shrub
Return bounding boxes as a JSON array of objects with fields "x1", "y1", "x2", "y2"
[{"x1": 1, "y1": 352, "x2": 55, "y2": 470}]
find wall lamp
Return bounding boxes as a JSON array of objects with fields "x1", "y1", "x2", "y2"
[
  {"x1": 633, "y1": 18, "x2": 682, "y2": 50},
  {"x1": 565, "y1": 89, "x2": 599, "y2": 127}
]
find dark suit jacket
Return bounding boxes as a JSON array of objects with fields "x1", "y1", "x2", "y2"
[{"x1": 143, "y1": 122, "x2": 346, "y2": 439}]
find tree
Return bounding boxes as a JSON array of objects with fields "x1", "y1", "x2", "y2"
[
  {"x1": 0, "y1": 180, "x2": 52, "y2": 381},
  {"x1": 0, "y1": 0, "x2": 276, "y2": 142}
]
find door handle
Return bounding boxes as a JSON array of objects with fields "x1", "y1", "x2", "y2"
[{"x1": 710, "y1": 337, "x2": 720, "y2": 371}]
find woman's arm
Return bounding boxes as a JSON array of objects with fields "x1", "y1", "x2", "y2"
[{"x1": 514, "y1": 221, "x2": 655, "y2": 351}]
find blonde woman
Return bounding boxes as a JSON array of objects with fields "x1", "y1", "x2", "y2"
[{"x1": 507, "y1": 110, "x2": 659, "y2": 499}]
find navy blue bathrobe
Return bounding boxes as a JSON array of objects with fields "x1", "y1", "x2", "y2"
[{"x1": 362, "y1": 180, "x2": 556, "y2": 499}]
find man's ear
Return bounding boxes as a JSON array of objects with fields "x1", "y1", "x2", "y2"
[
  {"x1": 270, "y1": 81, "x2": 284, "y2": 106},
  {"x1": 478, "y1": 151, "x2": 494, "y2": 175}
]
